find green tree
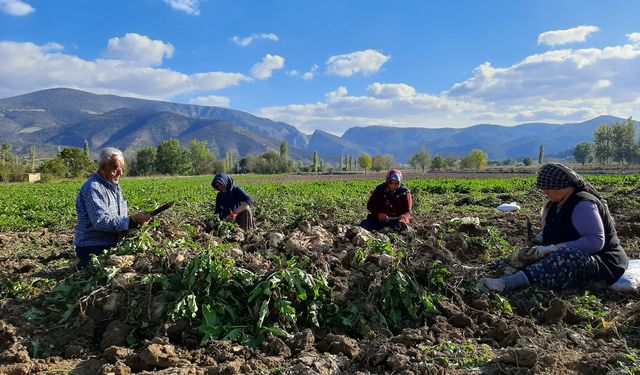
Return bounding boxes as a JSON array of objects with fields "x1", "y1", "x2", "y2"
[
  {"x1": 313, "y1": 151, "x2": 319, "y2": 173},
  {"x1": 225, "y1": 151, "x2": 235, "y2": 173},
  {"x1": 431, "y1": 156, "x2": 446, "y2": 169},
  {"x1": 461, "y1": 149, "x2": 488, "y2": 169},
  {"x1": 358, "y1": 153, "x2": 372, "y2": 173},
  {"x1": 37, "y1": 158, "x2": 69, "y2": 178},
  {"x1": 371, "y1": 155, "x2": 385, "y2": 172},
  {"x1": 29, "y1": 145, "x2": 36, "y2": 172},
  {"x1": 280, "y1": 141, "x2": 288, "y2": 160},
  {"x1": 156, "y1": 139, "x2": 191, "y2": 175},
  {"x1": 444, "y1": 156, "x2": 456, "y2": 168},
  {"x1": 1, "y1": 143, "x2": 13, "y2": 163},
  {"x1": 594, "y1": 124, "x2": 612, "y2": 165},
  {"x1": 522, "y1": 157, "x2": 532, "y2": 166},
  {"x1": 573, "y1": 142, "x2": 594, "y2": 165},
  {"x1": 538, "y1": 145, "x2": 544, "y2": 165},
  {"x1": 382, "y1": 155, "x2": 394, "y2": 170},
  {"x1": 83, "y1": 139, "x2": 91, "y2": 159},
  {"x1": 611, "y1": 118, "x2": 636, "y2": 164},
  {"x1": 135, "y1": 147, "x2": 157, "y2": 176},
  {"x1": 348, "y1": 155, "x2": 353, "y2": 171},
  {"x1": 58, "y1": 147, "x2": 94, "y2": 178},
  {"x1": 409, "y1": 148, "x2": 430, "y2": 172},
  {"x1": 190, "y1": 140, "x2": 216, "y2": 175}
]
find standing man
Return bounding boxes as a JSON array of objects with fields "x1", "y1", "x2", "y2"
[{"x1": 75, "y1": 147, "x2": 151, "y2": 266}]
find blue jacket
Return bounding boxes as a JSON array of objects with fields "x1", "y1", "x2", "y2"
[
  {"x1": 211, "y1": 173, "x2": 254, "y2": 219},
  {"x1": 75, "y1": 173, "x2": 131, "y2": 248}
]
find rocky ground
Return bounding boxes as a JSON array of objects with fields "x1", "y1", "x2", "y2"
[{"x1": 1, "y1": 177, "x2": 640, "y2": 375}]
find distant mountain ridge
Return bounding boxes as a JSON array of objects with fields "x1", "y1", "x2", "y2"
[{"x1": 0, "y1": 88, "x2": 632, "y2": 162}]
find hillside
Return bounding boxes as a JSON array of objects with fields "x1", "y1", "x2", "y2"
[{"x1": 0, "y1": 88, "x2": 633, "y2": 162}]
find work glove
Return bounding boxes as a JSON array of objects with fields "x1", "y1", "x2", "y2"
[
  {"x1": 377, "y1": 213, "x2": 389, "y2": 222},
  {"x1": 225, "y1": 212, "x2": 238, "y2": 222},
  {"x1": 530, "y1": 233, "x2": 544, "y2": 245},
  {"x1": 399, "y1": 213, "x2": 410, "y2": 224},
  {"x1": 528, "y1": 244, "x2": 559, "y2": 259}
]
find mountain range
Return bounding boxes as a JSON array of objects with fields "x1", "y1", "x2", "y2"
[{"x1": 0, "y1": 88, "x2": 632, "y2": 162}]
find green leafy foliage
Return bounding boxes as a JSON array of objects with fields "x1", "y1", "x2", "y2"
[
  {"x1": 421, "y1": 340, "x2": 493, "y2": 369},
  {"x1": 570, "y1": 291, "x2": 607, "y2": 330},
  {"x1": 375, "y1": 269, "x2": 441, "y2": 329},
  {"x1": 492, "y1": 294, "x2": 513, "y2": 314}
]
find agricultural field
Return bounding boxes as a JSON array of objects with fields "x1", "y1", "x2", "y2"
[{"x1": 1, "y1": 172, "x2": 640, "y2": 374}]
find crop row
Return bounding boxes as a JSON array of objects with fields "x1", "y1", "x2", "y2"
[{"x1": 1, "y1": 174, "x2": 638, "y2": 232}]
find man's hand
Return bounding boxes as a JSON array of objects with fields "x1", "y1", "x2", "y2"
[
  {"x1": 132, "y1": 212, "x2": 152, "y2": 226},
  {"x1": 528, "y1": 244, "x2": 558, "y2": 258},
  {"x1": 377, "y1": 213, "x2": 389, "y2": 222},
  {"x1": 225, "y1": 212, "x2": 238, "y2": 222}
]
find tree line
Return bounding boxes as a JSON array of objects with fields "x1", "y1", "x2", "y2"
[
  {"x1": 3, "y1": 117, "x2": 635, "y2": 182},
  {"x1": 0, "y1": 139, "x2": 492, "y2": 182},
  {"x1": 573, "y1": 117, "x2": 639, "y2": 165}
]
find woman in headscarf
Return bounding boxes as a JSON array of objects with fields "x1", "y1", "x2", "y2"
[
  {"x1": 361, "y1": 169, "x2": 412, "y2": 232},
  {"x1": 211, "y1": 173, "x2": 255, "y2": 230},
  {"x1": 481, "y1": 163, "x2": 628, "y2": 292}
]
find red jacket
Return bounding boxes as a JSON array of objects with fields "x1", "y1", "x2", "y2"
[{"x1": 366, "y1": 183, "x2": 412, "y2": 223}]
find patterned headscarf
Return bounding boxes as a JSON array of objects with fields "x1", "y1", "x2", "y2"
[
  {"x1": 536, "y1": 163, "x2": 603, "y2": 200},
  {"x1": 386, "y1": 169, "x2": 403, "y2": 184}
]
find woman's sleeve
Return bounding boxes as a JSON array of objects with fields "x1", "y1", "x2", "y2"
[
  {"x1": 367, "y1": 188, "x2": 382, "y2": 214},
  {"x1": 563, "y1": 201, "x2": 605, "y2": 253},
  {"x1": 214, "y1": 193, "x2": 224, "y2": 214},
  {"x1": 235, "y1": 188, "x2": 255, "y2": 206},
  {"x1": 399, "y1": 191, "x2": 412, "y2": 223}
]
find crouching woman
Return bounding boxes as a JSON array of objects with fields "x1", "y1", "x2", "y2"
[
  {"x1": 211, "y1": 173, "x2": 255, "y2": 231},
  {"x1": 481, "y1": 163, "x2": 628, "y2": 292},
  {"x1": 360, "y1": 169, "x2": 412, "y2": 232}
]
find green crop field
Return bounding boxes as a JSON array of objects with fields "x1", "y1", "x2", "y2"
[{"x1": 2, "y1": 173, "x2": 640, "y2": 373}]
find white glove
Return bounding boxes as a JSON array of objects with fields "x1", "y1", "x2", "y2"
[
  {"x1": 530, "y1": 233, "x2": 544, "y2": 245},
  {"x1": 530, "y1": 244, "x2": 558, "y2": 258}
]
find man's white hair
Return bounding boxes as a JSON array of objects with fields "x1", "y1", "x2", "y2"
[{"x1": 98, "y1": 147, "x2": 124, "y2": 166}]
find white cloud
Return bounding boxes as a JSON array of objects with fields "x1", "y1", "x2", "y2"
[
  {"x1": 190, "y1": 72, "x2": 251, "y2": 91},
  {"x1": 326, "y1": 49, "x2": 390, "y2": 77},
  {"x1": 104, "y1": 33, "x2": 174, "y2": 66},
  {"x1": 303, "y1": 64, "x2": 318, "y2": 80},
  {"x1": 593, "y1": 79, "x2": 612, "y2": 90},
  {"x1": 0, "y1": 0, "x2": 34, "y2": 16},
  {"x1": 538, "y1": 26, "x2": 599, "y2": 47},
  {"x1": 260, "y1": 36, "x2": 640, "y2": 135},
  {"x1": 189, "y1": 95, "x2": 231, "y2": 108},
  {"x1": 259, "y1": 83, "x2": 484, "y2": 134},
  {"x1": 0, "y1": 41, "x2": 250, "y2": 100},
  {"x1": 367, "y1": 83, "x2": 416, "y2": 98},
  {"x1": 628, "y1": 32, "x2": 640, "y2": 44},
  {"x1": 448, "y1": 43, "x2": 640, "y2": 103},
  {"x1": 230, "y1": 33, "x2": 279, "y2": 47},
  {"x1": 250, "y1": 54, "x2": 285, "y2": 79},
  {"x1": 164, "y1": 0, "x2": 200, "y2": 15},
  {"x1": 287, "y1": 70, "x2": 300, "y2": 76}
]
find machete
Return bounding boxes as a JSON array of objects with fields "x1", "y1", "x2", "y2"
[{"x1": 149, "y1": 201, "x2": 174, "y2": 216}]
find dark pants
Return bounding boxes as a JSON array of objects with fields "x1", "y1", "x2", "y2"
[
  {"x1": 360, "y1": 218, "x2": 401, "y2": 232},
  {"x1": 235, "y1": 208, "x2": 255, "y2": 231},
  {"x1": 523, "y1": 248, "x2": 599, "y2": 289},
  {"x1": 75, "y1": 245, "x2": 109, "y2": 266}
]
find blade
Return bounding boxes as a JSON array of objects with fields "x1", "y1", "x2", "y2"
[
  {"x1": 526, "y1": 217, "x2": 533, "y2": 247},
  {"x1": 150, "y1": 201, "x2": 174, "y2": 216}
]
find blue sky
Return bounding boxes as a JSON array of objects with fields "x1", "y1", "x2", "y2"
[{"x1": 1, "y1": 0, "x2": 639, "y2": 135}]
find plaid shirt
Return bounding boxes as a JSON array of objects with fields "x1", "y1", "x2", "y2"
[{"x1": 75, "y1": 173, "x2": 130, "y2": 248}]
